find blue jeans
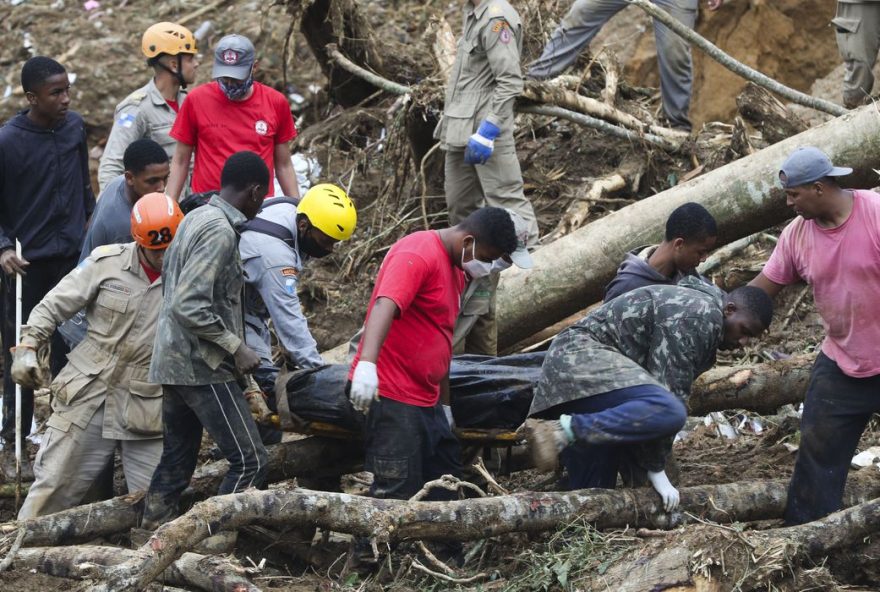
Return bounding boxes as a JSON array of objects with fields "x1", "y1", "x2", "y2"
[
  {"x1": 142, "y1": 381, "x2": 269, "y2": 526},
  {"x1": 549, "y1": 384, "x2": 686, "y2": 489},
  {"x1": 784, "y1": 353, "x2": 880, "y2": 525}
]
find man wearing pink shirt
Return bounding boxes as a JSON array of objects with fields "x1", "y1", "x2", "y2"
[{"x1": 750, "y1": 146, "x2": 880, "y2": 525}]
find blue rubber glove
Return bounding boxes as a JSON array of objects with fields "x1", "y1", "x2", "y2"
[{"x1": 464, "y1": 120, "x2": 501, "y2": 165}]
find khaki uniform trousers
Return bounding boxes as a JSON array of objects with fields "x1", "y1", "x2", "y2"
[
  {"x1": 444, "y1": 146, "x2": 537, "y2": 355},
  {"x1": 19, "y1": 403, "x2": 162, "y2": 519},
  {"x1": 834, "y1": 2, "x2": 880, "y2": 107}
]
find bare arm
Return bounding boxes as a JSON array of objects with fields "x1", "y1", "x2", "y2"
[
  {"x1": 748, "y1": 272, "x2": 786, "y2": 299},
  {"x1": 358, "y1": 297, "x2": 399, "y2": 363},
  {"x1": 166, "y1": 141, "x2": 194, "y2": 202},
  {"x1": 274, "y1": 142, "x2": 300, "y2": 199}
]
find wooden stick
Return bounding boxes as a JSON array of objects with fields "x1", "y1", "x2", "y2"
[{"x1": 625, "y1": 0, "x2": 846, "y2": 117}]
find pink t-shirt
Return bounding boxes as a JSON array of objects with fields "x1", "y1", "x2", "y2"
[{"x1": 763, "y1": 190, "x2": 880, "y2": 377}]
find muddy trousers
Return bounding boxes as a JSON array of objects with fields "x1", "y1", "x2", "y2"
[
  {"x1": 834, "y1": 2, "x2": 880, "y2": 108},
  {"x1": 364, "y1": 397, "x2": 461, "y2": 501},
  {"x1": 0, "y1": 256, "x2": 76, "y2": 449},
  {"x1": 444, "y1": 147, "x2": 538, "y2": 354},
  {"x1": 527, "y1": 0, "x2": 697, "y2": 129},
  {"x1": 549, "y1": 384, "x2": 686, "y2": 489},
  {"x1": 784, "y1": 353, "x2": 880, "y2": 525},
  {"x1": 18, "y1": 403, "x2": 162, "y2": 519},
  {"x1": 142, "y1": 382, "x2": 269, "y2": 527}
]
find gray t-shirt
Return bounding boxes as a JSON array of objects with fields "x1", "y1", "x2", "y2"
[{"x1": 78, "y1": 174, "x2": 133, "y2": 262}]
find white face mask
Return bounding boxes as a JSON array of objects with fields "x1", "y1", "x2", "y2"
[
  {"x1": 461, "y1": 238, "x2": 492, "y2": 279},
  {"x1": 491, "y1": 257, "x2": 512, "y2": 273}
]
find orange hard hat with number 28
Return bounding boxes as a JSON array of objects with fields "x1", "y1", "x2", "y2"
[{"x1": 131, "y1": 193, "x2": 184, "y2": 250}]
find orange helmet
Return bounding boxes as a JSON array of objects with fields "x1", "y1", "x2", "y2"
[
  {"x1": 142, "y1": 22, "x2": 197, "y2": 58},
  {"x1": 131, "y1": 193, "x2": 184, "y2": 250}
]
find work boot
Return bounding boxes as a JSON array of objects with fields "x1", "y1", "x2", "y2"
[{"x1": 524, "y1": 419, "x2": 569, "y2": 473}]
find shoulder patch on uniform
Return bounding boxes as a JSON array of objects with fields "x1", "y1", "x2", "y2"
[
  {"x1": 280, "y1": 267, "x2": 298, "y2": 277},
  {"x1": 491, "y1": 19, "x2": 513, "y2": 44},
  {"x1": 284, "y1": 278, "x2": 296, "y2": 295},
  {"x1": 117, "y1": 112, "x2": 136, "y2": 129}
]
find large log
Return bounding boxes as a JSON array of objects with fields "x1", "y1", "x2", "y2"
[
  {"x1": 496, "y1": 106, "x2": 880, "y2": 347},
  {"x1": 688, "y1": 353, "x2": 815, "y2": 416},
  {"x1": 12, "y1": 547, "x2": 259, "y2": 592},
  {"x1": 91, "y1": 473, "x2": 880, "y2": 592}
]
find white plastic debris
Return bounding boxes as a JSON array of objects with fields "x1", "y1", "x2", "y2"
[
  {"x1": 851, "y1": 446, "x2": 880, "y2": 470},
  {"x1": 272, "y1": 153, "x2": 322, "y2": 198},
  {"x1": 194, "y1": 21, "x2": 212, "y2": 42}
]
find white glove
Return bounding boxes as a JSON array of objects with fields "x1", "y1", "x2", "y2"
[
  {"x1": 350, "y1": 361, "x2": 379, "y2": 414},
  {"x1": 442, "y1": 404, "x2": 454, "y2": 429},
  {"x1": 648, "y1": 469, "x2": 680, "y2": 512}
]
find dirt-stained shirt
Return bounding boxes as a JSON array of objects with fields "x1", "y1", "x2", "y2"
[
  {"x1": 530, "y1": 277, "x2": 724, "y2": 417},
  {"x1": 149, "y1": 195, "x2": 247, "y2": 386},
  {"x1": 762, "y1": 189, "x2": 880, "y2": 378},
  {"x1": 22, "y1": 243, "x2": 164, "y2": 439},
  {"x1": 435, "y1": 0, "x2": 524, "y2": 149}
]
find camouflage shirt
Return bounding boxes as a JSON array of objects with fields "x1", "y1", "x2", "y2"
[
  {"x1": 530, "y1": 277, "x2": 724, "y2": 416},
  {"x1": 149, "y1": 195, "x2": 247, "y2": 386}
]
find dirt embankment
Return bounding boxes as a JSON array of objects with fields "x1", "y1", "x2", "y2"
[{"x1": 586, "y1": 0, "x2": 842, "y2": 125}]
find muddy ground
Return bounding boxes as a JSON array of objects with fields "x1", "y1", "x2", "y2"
[{"x1": 0, "y1": 0, "x2": 874, "y2": 590}]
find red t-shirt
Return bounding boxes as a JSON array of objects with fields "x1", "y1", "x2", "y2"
[
  {"x1": 170, "y1": 81, "x2": 297, "y2": 197},
  {"x1": 139, "y1": 259, "x2": 161, "y2": 283},
  {"x1": 165, "y1": 99, "x2": 179, "y2": 113},
  {"x1": 350, "y1": 231, "x2": 466, "y2": 407}
]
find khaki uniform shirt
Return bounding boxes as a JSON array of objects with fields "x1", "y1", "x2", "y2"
[
  {"x1": 149, "y1": 196, "x2": 247, "y2": 386},
  {"x1": 22, "y1": 243, "x2": 163, "y2": 440},
  {"x1": 435, "y1": 0, "x2": 524, "y2": 149},
  {"x1": 97, "y1": 78, "x2": 185, "y2": 192}
]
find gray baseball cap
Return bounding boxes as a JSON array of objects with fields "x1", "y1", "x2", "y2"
[
  {"x1": 778, "y1": 146, "x2": 852, "y2": 188},
  {"x1": 212, "y1": 34, "x2": 255, "y2": 80},
  {"x1": 504, "y1": 209, "x2": 534, "y2": 269}
]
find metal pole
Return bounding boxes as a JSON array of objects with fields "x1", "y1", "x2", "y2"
[{"x1": 14, "y1": 239, "x2": 22, "y2": 509}]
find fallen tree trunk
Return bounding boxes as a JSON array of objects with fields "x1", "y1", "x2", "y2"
[
  {"x1": 688, "y1": 353, "x2": 815, "y2": 416},
  {"x1": 497, "y1": 105, "x2": 880, "y2": 346},
  {"x1": 581, "y1": 484, "x2": 880, "y2": 591},
  {"x1": 0, "y1": 437, "x2": 358, "y2": 550},
  {"x1": 13, "y1": 547, "x2": 258, "y2": 592},
  {"x1": 91, "y1": 474, "x2": 880, "y2": 592}
]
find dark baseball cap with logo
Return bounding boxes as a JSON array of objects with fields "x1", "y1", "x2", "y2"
[
  {"x1": 212, "y1": 34, "x2": 255, "y2": 80},
  {"x1": 778, "y1": 146, "x2": 852, "y2": 189}
]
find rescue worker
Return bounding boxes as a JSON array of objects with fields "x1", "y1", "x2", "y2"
[
  {"x1": 98, "y1": 22, "x2": 198, "y2": 192},
  {"x1": 435, "y1": 0, "x2": 540, "y2": 356},
  {"x1": 748, "y1": 147, "x2": 880, "y2": 525},
  {"x1": 604, "y1": 202, "x2": 717, "y2": 302},
  {"x1": 832, "y1": 1, "x2": 880, "y2": 108},
  {"x1": 528, "y1": 0, "x2": 725, "y2": 130},
  {"x1": 0, "y1": 56, "x2": 95, "y2": 475},
  {"x1": 240, "y1": 183, "x2": 357, "y2": 390},
  {"x1": 348, "y1": 207, "x2": 529, "y2": 503},
  {"x1": 10, "y1": 193, "x2": 183, "y2": 518},
  {"x1": 142, "y1": 151, "x2": 269, "y2": 539},
  {"x1": 164, "y1": 34, "x2": 299, "y2": 201},
  {"x1": 525, "y1": 279, "x2": 772, "y2": 511}
]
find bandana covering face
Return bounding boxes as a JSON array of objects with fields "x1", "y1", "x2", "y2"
[{"x1": 218, "y1": 73, "x2": 254, "y2": 100}]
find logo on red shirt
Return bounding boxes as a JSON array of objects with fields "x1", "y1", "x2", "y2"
[
  {"x1": 255, "y1": 120, "x2": 268, "y2": 135},
  {"x1": 222, "y1": 50, "x2": 239, "y2": 65}
]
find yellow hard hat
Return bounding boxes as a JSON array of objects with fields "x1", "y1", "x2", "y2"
[
  {"x1": 298, "y1": 184, "x2": 357, "y2": 241},
  {"x1": 142, "y1": 22, "x2": 197, "y2": 58}
]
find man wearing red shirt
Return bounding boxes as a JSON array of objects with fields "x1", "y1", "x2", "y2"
[
  {"x1": 164, "y1": 34, "x2": 299, "y2": 200},
  {"x1": 348, "y1": 207, "x2": 531, "y2": 500}
]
